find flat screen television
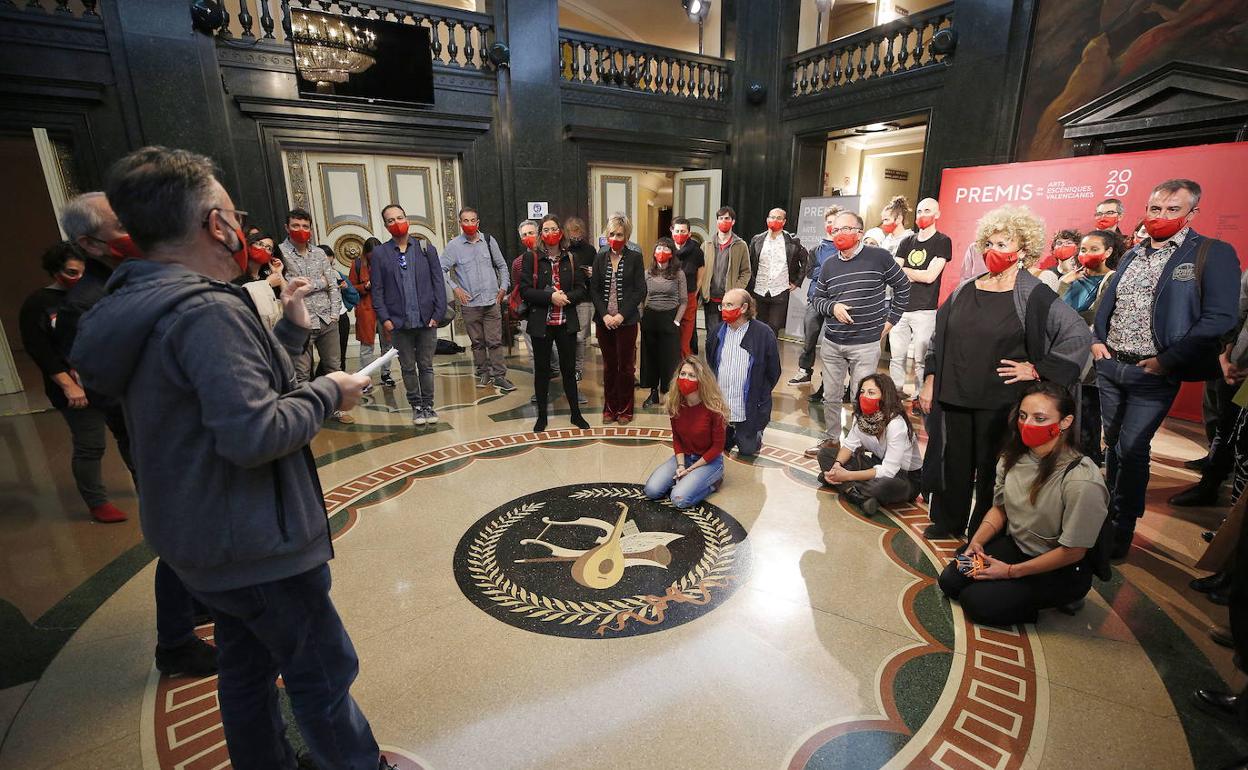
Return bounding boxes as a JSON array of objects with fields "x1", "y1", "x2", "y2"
[{"x1": 291, "y1": 8, "x2": 434, "y2": 107}]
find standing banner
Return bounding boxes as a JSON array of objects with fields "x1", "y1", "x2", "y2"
[
  {"x1": 786, "y1": 195, "x2": 861, "y2": 338},
  {"x1": 936, "y1": 142, "x2": 1248, "y2": 420}
]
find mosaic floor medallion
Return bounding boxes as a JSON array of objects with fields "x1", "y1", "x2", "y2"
[{"x1": 453, "y1": 482, "x2": 751, "y2": 639}]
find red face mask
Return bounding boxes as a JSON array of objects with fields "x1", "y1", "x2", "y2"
[
  {"x1": 288, "y1": 228, "x2": 312, "y2": 245},
  {"x1": 984, "y1": 248, "x2": 1019, "y2": 274},
  {"x1": 1094, "y1": 214, "x2": 1119, "y2": 231},
  {"x1": 105, "y1": 234, "x2": 143, "y2": 261},
  {"x1": 608, "y1": 237, "x2": 626, "y2": 252},
  {"x1": 55, "y1": 272, "x2": 82, "y2": 289},
  {"x1": 858, "y1": 394, "x2": 881, "y2": 415},
  {"x1": 720, "y1": 306, "x2": 743, "y2": 324},
  {"x1": 248, "y1": 245, "x2": 272, "y2": 264},
  {"x1": 1145, "y1": 215, "x2": 1187, "y2": 241},
  {"x1": 521, "y1": 234, "x2": 538, "y2": 250},
  {"x1": 673, "y1": 232, "x2": 690, "y2": 246},
  {"x1": 767, "y1": 220, "x2": 784, "y2": 233},
  {"x1": 385, "y1": 220, "x2": 409, "y2": 239},
  {"x1": 1018, "y1": 419, "x2": 1061, "y2": 448},
  {"x1": 1051, "y1": 244, "x2": 1077, "y2": 262},
  {"x1": 654, "y1": 248, "x2": 672, "y2": 264},
  {"x1": 677, "y1": 377, "x2": 699, "y2": 396},
  {"x1": 1078, "y1": 251, "x2": 1107, "y2": 269},
  {"x1": 542, "y1": 230, "x2": 563, "y2": 247},
  {"x1": 916, "y1": 214, "x2": 936, "y2": 230},
  {"x1": 881, "y1": 222, "x2": 897, "y2": 235},
  {"x1": 717, "y1": 219, "x2": 733, "y2": 234},
  {"x1": 825, "y1": 224, "x2": 836, "y2": 237},
  {"x1": 833, "y1": 231, "x2": 861, "y2": 252},
  {"x1": 462, "y1": 223, "x2": 479, "y2": 238}
]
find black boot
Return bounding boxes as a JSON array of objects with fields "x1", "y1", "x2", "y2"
[
  {"x1": 1109, "y1": 527, "x2": 1133, "y2": 561},
  {"x1": 569, "y1": 409, "x2": 589, "y2": 430},
  {"x1": 1193, "y1": 688, "x2": 1239, "y2": 718},
  {"x1": 1169, "y1": 482, "x2": 1219, "y2": 507},
  {"x1": 533, "y1": 410, "x2": 548, "y2": 433},
  {"x1": 809, "y1": 384, "x2": 824, "y2": 403},
  {"x1": 643, "y1": 389, "x2": 659, "y2": 408},
  {"x1": 1191, "y1": 571, "x2": 1231, "y2": 594},
  {"x1": 155, "y1": 636, "x2": 218, "y2": 677},
  {"x1": 841, "y1": 485, "x2": 879, "y2": 516}
]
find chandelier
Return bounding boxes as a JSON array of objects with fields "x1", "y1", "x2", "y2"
[{"x1": 291, "y1": 12, "x2": 378, "y2": 85}]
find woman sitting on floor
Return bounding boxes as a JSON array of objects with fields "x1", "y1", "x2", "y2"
[
  {"x1": 820, "y1": 373, "x2": 922, "y2": 516},
  {"x1": 938, "y1": 382, "x2": 1109, "y2": 626},
  {"x1": 644, "y1": 356, "x2": 729, "y2": 509}
]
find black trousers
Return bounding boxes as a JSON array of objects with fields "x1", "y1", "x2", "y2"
[
  {"x1": 938, "y1": 534, "x2": 1092, "y2": 626},
  {"x1": 1079, "y1": 384, "x2": 1104, "y2": 466},
  {"x1": 930, "y1": 402, "x2": 1012, "y2": 538},
  {"x1": 532, "y1": 324, "x2": 581, "y2": 416},
  {"x1": 639, "y1": 307, "x2": 681, "y2": 392},
  {"x1": 1201, "y1": 377, "x2": 1241, "y2": 489},
  {"x1": 752, "y1": 291, "x2": 790, "y2": 337}
]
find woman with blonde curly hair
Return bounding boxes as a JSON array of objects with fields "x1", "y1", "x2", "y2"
[
  {"x1": 643, "y1": 356, "x2": 731, "y2": 508},
  {"x1": 918, "y1": 205, "x2": 1093, "y2": 540}
]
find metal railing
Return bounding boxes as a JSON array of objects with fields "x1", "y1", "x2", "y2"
[
  {"x1": 216, "y1": 0, "x2": 495, "y2": 70},
  {"x1": 0, "y1": 0, "x2": 100, "y2": 19},
  {"x1": 559, "y1": 30, "x2": 730, "y2": 103},
  {"x1": 785, "y1": 4, "x2": 953, "y2": 98}
]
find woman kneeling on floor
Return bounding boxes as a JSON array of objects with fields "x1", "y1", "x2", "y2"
[
  {"x1": 938, "y1": 382, "x2": 1109, "y2": 626},
  {"x1": 644, "y1": 356, "x2": 729, "y2": 509},
  {"x1": 820, "y1": 373, "x2": 922, "y2": 516}
]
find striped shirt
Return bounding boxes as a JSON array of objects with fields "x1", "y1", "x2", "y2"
[
  {"x1": 810, "y1": 244, "x2": 911, "y2": 345},
  {"x1": 546, "y1": 254, "x2": 565, "y2": 326},
  {"x1": 717, "y1": 322, "x2": 750, "y2": 422}
]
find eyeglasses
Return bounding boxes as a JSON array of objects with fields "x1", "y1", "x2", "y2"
[
  {"x1": 829, "y1": 226, "x2": 862, "y2": 234},
  {"x1": 204, "y1": 208, "x2": 249, "y2": 230}
]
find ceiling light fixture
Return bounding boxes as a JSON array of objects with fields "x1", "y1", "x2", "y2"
[
  {"x1": 854, "y1": 122, "x2": 900, "y2": 134},
  {"x1": 291, "y1": 12, "x2": 378, "y2": 87}
]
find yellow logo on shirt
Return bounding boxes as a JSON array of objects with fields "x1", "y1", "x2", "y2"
[{"x1": 906, "y1": 248, "x2": 927, "y2": 267}]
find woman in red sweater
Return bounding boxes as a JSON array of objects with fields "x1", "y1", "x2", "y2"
[{"x1": 644, "y1": 356, "x2": 730, "y2": 508}]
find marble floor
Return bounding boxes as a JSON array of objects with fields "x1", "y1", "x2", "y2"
[{"x1": 0, "y1": 336, "x2": 1243, "y2": 770}]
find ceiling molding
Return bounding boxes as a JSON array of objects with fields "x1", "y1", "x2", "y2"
[{"x1": 561, "y1": 0, "x2": 646, "y2": 44}]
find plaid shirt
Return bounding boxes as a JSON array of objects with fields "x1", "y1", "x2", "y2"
[{"x1": 546, "y1": 253, "x2": 564, "y2": 326}]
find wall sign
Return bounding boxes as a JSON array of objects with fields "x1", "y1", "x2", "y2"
[
  {"x1": 884, "y1": 168, "x2": 909, "y2": 181},
  {"x1": 527, "y1": 201, "x2": 549, "y2": 219}
]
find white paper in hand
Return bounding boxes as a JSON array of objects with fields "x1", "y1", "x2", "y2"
[{"x1": 356, "y1": 348, "x2": 399, "y2": 379}]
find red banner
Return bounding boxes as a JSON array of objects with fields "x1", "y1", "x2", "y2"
[{"x1": 936, "y1": 142, "x2": 1248, "y2": 421}]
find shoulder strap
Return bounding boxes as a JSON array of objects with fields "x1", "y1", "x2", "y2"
[
  {"x1": 1061, "y1": 457, "x2": 1083, "y2": 478},
  {"x1": 1195, "y1": 236, "x2": 1212, "y2": 301}
]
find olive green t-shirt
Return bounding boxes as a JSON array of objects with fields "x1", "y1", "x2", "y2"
[{"x1": 993, "y1": 450, "x2": 1108, "y2": 558}]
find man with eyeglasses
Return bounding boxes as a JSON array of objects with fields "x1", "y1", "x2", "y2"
[
  {"x1": 70, "y1": 146, "x2": 385, "y2": 769},
  {"x1": 442, "y1": 206, "x2": 515, "y2": 392},
  {"x1": 1092, "y1": 178, "x2": 1240, "y2": 559},
  {"x1": 277, "y1": 207, "x2": 354, "y2": 423},
  {"x1": 805, "y1": 210, "x2": 911, "y2": 458}
]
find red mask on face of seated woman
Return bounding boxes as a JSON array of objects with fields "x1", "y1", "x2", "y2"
[
  {"x1": 1018, "y1": 419, "x2": 1061, "y2": 448},
  {"x1": 677, "y1": 377, "x2": 699, "y2": 396},
  {"x1": 858, "y1": 395, "x2": 881, "y2": 415}
]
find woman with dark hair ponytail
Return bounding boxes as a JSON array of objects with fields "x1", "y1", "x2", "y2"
[
  {"x1": 820, "y1": 373, "x2": 922, "y2": 516},
  {"x1": 938, "y1": 382, "x2": 1109, "y2": 626}
]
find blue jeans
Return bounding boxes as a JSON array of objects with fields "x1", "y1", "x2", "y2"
[
  {"x1": 1096, "y1": 358, "x2": 1180, "y2": 534},
  {"x1": 188, "y1": 564, "x2": 379, "y2": 770},
  {"x1": 644, "y1": 453, "x2": 725, "y2": 508},
  {"x1": 798, "y1": 301, "x2": 825, "y2": 372}
]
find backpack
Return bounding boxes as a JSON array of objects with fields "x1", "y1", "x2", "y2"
[{"x1": 508, "y1": 249, "x2": 538, "y2": 319}]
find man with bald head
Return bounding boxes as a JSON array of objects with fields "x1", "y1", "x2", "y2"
[
  {"x1": 706, "y1": 288, "x2": 781, "y2": 456},
  {"x1": 888, "y1": 197, "x2": 951, "y2": 399},
  {"x1": 747, "y1": 207, "x2": 808, "y2": 335}
]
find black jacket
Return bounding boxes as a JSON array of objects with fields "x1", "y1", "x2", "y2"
[
  {"x1": 518, "y1": 248, "x2": 590, "y2": 337},
  {"x1": 746, "y1": 231, "x2": 809, "y2": 294},
  {"x1": 590, "y1": 247, "x2": 648, "y2": 325}
]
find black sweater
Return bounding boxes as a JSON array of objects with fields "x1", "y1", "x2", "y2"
[{"x1": 19, "y1": 286, "x2": 72, "y2": 408}]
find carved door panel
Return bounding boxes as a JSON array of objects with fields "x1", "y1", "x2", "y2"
[
  {"x1": 589, "y1": 166, "x2": 643, "y2": 248},
  {"x1": 671, "y1": 168, "x2": 722, "y2": 244},
  {"x1": 283, "y1": 150, "x2": 462, "y2": 270}
]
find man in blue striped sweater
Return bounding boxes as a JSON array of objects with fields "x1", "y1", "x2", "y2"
[{"x1": 804, "y1": 210, "x2": 911, "y2": 458}]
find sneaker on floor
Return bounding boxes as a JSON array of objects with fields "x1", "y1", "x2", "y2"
[
  {"x1": 809, "y1": 385, "x2": 824, "y2": 403},
  {"x1": 476, "y1": 372, "x2": 492, "y2": 388},
  {"x1": 577, "y1": 392, "x2": 588, "y2": 405},
  {"x1": 575, "y1": 370, "x2": 583, "y2": 381},
  {"x1": 412, "y1": 409, "x2": 429, "y2": 426},
  {"x1": 530, "y1": 394, "x2": 539, "y2": 404},
  {"x1": 788, "y1": 368, "x2": 812, "y2": 385},
  {"x1": 494, "y1": 376, "x2": 517, "y2": 392},
  {"x1": 380, "y1": 373, "x2": 396, "y2": 388},
  {"x1": 804, "y1": 438, "x2": 839, "y2": 459},
  {"x1": 333, "y1": 410, "x2": 355, "y2": 424},
  {"x1": 424, "y1": 407, "x2": 440, "y2": 424},
  {"x1": 89, "y1": 502, "x2": 129, "y2": 523},
  {"x1": 154, "y1": 636, "x2": 218, "y2": 677}
]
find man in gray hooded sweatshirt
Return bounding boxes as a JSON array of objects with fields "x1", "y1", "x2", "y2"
[{"x1": 72, "y1": 147, "x2": 389, "y2": 770}]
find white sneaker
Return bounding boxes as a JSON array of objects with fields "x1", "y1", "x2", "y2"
[{"x1": 412, "y1": 410, "x2": 429, "y2": 426}]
